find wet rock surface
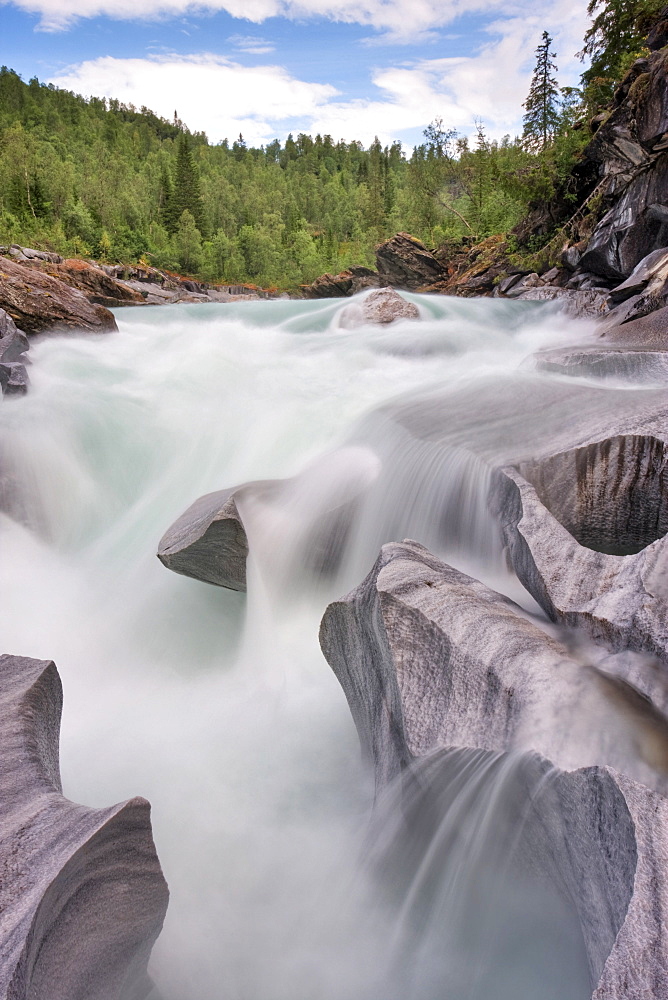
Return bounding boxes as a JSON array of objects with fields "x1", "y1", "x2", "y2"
[
  {"x1": 339, "y1": 288, "x2": 420, "y2": 326},
  {"x1": 319, "y1": 540, "x2": 668, "y2": 1000},
  {"x1": 0, "y1": 653, "x2": 168, "y2": 1000},
  {"x1": 375, "y1": 232, "x2": 447, "y2": 290},
  {"x1": 157, "y1": 485, "x2": 253, "y2": 591},
  {"x1": 0, "y1": 255, "x2": 117, "y2": 335}
]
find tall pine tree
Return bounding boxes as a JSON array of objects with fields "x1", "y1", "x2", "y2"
[
  {"x1": 522, "y1": 31, "x2": 561, "y2": 153},
  {"x1": 162, "y1": 133, "x2": 208, "y2": 236}
]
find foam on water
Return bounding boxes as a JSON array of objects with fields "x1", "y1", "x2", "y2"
[{"x1": 0, "y1": 293, "x2": 601, "y2": 999}]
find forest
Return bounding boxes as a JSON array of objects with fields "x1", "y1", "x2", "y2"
[{"x1": 0, "y1": 0, "x2": 660, "y2": 288}]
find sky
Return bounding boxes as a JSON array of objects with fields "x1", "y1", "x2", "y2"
[{"x1": 0, "y1": 0, "x2": 591, "y2": 148}]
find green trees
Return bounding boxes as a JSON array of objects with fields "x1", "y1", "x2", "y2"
[
  {"x1": 580, "y1": 0, "x2": 664, "y2": 107},
  {"x1": 522, "y1": 31, "x2": 561, "y2": 152}
]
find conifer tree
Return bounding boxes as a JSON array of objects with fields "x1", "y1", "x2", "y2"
[
  {"x1": 522, "y1": 31, "x2": 561, "y2": 152},
  {"x1": 163, "y1": 133, "x2": 207, "y2": 236}
]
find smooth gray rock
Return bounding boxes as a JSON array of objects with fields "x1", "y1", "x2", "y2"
[
  {"x1": 339, "y1": 288, "x2": 420, "y2": 327},
  {"x1": 609, "y1": 246, "x2": 668, "y2": 302},
  {"x1": 600, "y1": 303, "x2": 668, "y2": 347},
  {"x1": 157, "y1": 485, "x2": 253, "y2": 591},
  {"x1": 512, "y1": 286, "x2": 611, "y2": 318},
  {"x1": 0, "y1": 310, "x2": 29, "y2": 363},
  {"x1": 319, "y1": 541, "x2": 668, "y2": 998},
  {"x1": 0, "y1": 362, "x2": 29, "y2": 396},
  {"x1": 533, "y1": 345, "x2": 668, "y2": 381},
  {"x1": 7, "y1": 245, "x2": 63, "y2": 264},
  {"x1": 320, "y1": 540, "x2": 668, "y2": 790},
  {"x1": 494, "y1": 460, "x2": 668, "y2": 663},
  {"x1": 0, "y1": 653, "x2": 168, "y2": 1000}
]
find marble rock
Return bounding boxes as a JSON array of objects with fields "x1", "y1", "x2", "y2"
[
  {"x1": 494, "y1": 456, "x2": 668, "y2": 663},
  {"x1": 0, "y1": 310, "x2": 29, "y2": 362},
  {"x1": 157, "y1": 485, "x2": 253, "y2": 591},
  {"x1": 532, "y1": 344, "x2": 668, "y2": 381},
  {"x1": 0, "y1": 362, "x2": 29, "y2": 396},
  {"x1": 319, "y1": 541, "x2": 668, "y2": 999},
  {"x1": 339, "y1": 288, "x2": 420, "y2": 327},
  {"x1": 0, "y1": 653, "x2": 168, "y2": 1000}
]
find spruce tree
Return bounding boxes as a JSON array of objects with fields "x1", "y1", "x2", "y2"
[
  {"x1": 522, "y1": 31, "x2": 561, "y2": 152},
  {"x1": 163, "y1": 133, "x2": 208, "y2": 236}
]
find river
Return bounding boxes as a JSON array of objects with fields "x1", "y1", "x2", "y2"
[{"x1": 0, "y1": 293, "x2": 601, "y2": 999}]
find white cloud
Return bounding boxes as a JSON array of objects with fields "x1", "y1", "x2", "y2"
[
  {"x1": 0, "y1": 0, "x2": 575, "y2": 40},
  {"x1": 228, "y1": 33, "x2": 276, "y2": 54},
  {"x1": 46, "y1": 0, "x2": 591, "y2": 148},
  {"x1": 49, "y1": 53, "x2": 338, "y2": 145}
]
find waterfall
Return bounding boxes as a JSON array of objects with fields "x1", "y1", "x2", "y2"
[{"x1": 0, "y1": 293, "x2": 601, "y2": 999}]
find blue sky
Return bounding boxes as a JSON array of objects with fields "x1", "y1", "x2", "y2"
[{"x1": 0, "y1": 0, "x2": 590, "y2": 148}]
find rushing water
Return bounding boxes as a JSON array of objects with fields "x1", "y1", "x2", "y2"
[{"x1": 0, "y1": 293, "x2": 604, "y2": 999}]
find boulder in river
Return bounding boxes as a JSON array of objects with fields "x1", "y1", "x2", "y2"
[
  {"x1": 339, "y1": 288, "x2": 420, "y2": 327},
  {"x1": 0, "y1": 256, "x2": 117, "y2": 335},
  {"x1": 0, "y1": 653, "x2": 168, "y2": 1000},
  {"x1": 157, "y1": 485, "x2": 252, "y2": 591}
]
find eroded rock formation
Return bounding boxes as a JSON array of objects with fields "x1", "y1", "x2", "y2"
[
  {"x1": 0, "y1": 256, "x2": 117, "y2": 335},
  {"x1": 0, "y1": 653, "x2": 168, "y2": 1000},
  {"x1": 319, "y1": 540, "x2": 668, "y2": 999}
]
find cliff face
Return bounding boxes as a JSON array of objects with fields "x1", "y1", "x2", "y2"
[{"x1": 577, "y1": 48, "x2": 668, "y2": 281}]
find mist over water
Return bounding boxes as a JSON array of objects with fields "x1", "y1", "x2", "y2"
[{"x1": 0, "y1": 294, "x2": 602, "y2": 999}]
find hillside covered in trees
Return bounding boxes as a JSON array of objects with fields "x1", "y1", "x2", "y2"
[{"x1": 0, "y1": 0, "x2": 662, "y2": 289}]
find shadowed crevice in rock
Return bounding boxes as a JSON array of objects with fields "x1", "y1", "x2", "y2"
[
  {"x1": 518, "y1": 435, "x2": 668, "y2": 556},
  {"x1": 494, "y1": 465, "x2": 668, "y2": 662},
  {"x1": 0, "y1": 653, "x2": 169, "y2": 1000},
  {"x1": 319, "y1": 540, "x2": 668, "y2": 999}
]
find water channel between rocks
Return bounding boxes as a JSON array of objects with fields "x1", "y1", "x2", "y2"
[{"x1": 0, "y1": 293, "x2": 636, "y2": 999}]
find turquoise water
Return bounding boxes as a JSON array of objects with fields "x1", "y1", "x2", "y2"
[{"x1": 0, "y1": 294, "x2": 597, "y2": 999}]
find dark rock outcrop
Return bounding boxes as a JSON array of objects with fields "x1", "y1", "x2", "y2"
[
  {"x1": 301, "y1": 267, "x2": 380, "y2": 299},
  {"x1": 0, "y1": 309, "x2": 30, "y2": 397},
  {"x1": 574, "y1": 50, "x2": 668, "y2": 282},
  {"x1": 375, "y1": 232, "x2": 447, "y2": 290},
  {"x1": 0, "y1": 653, "x2": 168, "y2": 1000},
  {"x1": 0, "y1": 256, "x2": 117, "y2": 335},
  {"x1": 339, "y1": 288, "x2": 420, "y2": 326}
]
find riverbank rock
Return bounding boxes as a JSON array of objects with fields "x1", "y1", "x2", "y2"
[
  {"x1": 0, "y1": 256, "x2": 117, "y2": 335},
  {"x1": 375, "y1": 232, "x2": 446, "y2": 290},
  {"x1": 0, "y1": 362, "x2": 29, "y2": 396},
  {"x1": 339, "y1": 288, "x2": 419, "y2": 326},
  {"x1": 301, "y1": 266, "x2": 380, "y2": 298},
  {"x1": 26, "y1": 259, "x2": 146, "y2": 309},
  {"x1": 0, "y1": 309, "x2": 30, "y2": 397},
  {"x1": 319, "y1": 541, "x2": 668, "y2": 999},
  {"x1": 0, "y1": 653, "x2": 168, "y2": 1000},
  {"x1": 533, "y1": 344, "x2": 668, "y2": 381}
]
